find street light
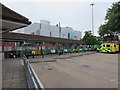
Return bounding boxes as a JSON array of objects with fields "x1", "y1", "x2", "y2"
[
  {"x1": 39, "y1": 20, "x2": 41, "y2": 35},
  {"x1": 59, "y1": 22, "x2": 61, "y2": 38},
  {"x1": 90, "y1": 3, "x2": 95, "y2": 36}
]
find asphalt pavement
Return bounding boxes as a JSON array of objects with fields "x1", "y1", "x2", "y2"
[{"x1": 31, "y1": 53, "x2": 118, "y2": 88}]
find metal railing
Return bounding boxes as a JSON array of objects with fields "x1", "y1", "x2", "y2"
[{"x1": 23, "y1": 55, "x2": 45, "y2": 90}]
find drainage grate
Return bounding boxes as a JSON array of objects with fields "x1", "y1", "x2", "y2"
[
  {"x1": 48, "y1": 68, "x2": 53, "y2": 70},
  {"x1": 81, "y1": 65, "x2": 90, "y2": 68}
]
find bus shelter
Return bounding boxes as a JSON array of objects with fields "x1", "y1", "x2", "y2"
[{"x1": 2, "y1": 32, "x2": 86, "y2": 58}]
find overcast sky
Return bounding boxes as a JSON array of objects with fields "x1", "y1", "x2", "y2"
[{"x1": 1, "y1": 0, "x2": 119, "y2": 37}]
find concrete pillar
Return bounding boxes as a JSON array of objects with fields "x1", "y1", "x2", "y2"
[
  {"x1": 0, "y1": 53, "x2": 3, "y2": 61},
  {"x1": 0, "y1": 59, "x2": 2, "y2": 90},
  {"x1": 0, "y1": 50, "x2": 2, "y2": 90}
]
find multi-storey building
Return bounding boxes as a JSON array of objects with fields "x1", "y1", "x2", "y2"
[{"x1": 24, "y1": 20, "x2": 82, "y2": 40}]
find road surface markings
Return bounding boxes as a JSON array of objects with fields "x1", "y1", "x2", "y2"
[
  {"x1": 2, "y1": 77, "x2": 26, "y2": 82},
  {"x1": 21, "y1": 59, "x2": 24, "y2": 65},
  {"x1": 109, "y1": 79, "x2": 118, "y2": 82}
]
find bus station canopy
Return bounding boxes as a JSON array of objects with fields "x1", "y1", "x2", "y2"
[
  {"x1": 0, "y1": 3, "x2": 31, "y2": 33},
  {"x1": 2, "y1": 32, "x2": 86, "y2": 44}
]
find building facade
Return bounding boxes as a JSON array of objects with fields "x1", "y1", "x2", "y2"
[{"x1": 24, "y1": 20, "x2": 82, "y2": 40}]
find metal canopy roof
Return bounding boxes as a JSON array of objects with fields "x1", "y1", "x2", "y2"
[
  {"x1": 2, "y1": 32, "x2": 86, "y2": 44},
  {"x1": 1, "y1": 3, "x2": 31, "y2": 33}
]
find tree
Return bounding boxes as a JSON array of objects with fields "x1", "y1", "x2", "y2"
[
  {"x1": 98, "y1": 24, "x2": 107, "y2": 37},
  {"x1": 98, "y1": 24, "x2": 112, "y2": 37},
  {"x1": 98, "y1": 1, "x2": 120, "y2": 38},
  {"x1": 82, "y1": 31, "x2": 100, "y2": 45}
]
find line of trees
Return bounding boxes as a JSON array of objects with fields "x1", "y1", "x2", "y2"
[
  {"x1": 82, "y1": 31, "x2": 100, "y2": 45},
  {"x1": 98, "y1": 1, "x2": 120, "y2": 38}
]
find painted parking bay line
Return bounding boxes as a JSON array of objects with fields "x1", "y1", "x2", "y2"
[{"x1": 2, "y1": 77, "x2": 26, "y2": 82}]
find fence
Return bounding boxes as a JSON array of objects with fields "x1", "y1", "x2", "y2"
[{"x1": 23, "y1": 55, "x2": 45, "y2": 90}]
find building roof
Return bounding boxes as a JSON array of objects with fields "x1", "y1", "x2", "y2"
[
  {"x1": 1, "y1": 3, "x2": 31, "y2": 33},
  {"x1": 2, "y1": 32, "x2": 86, "y2": 44},
  {"x1": 101, "y1": 41, "x2": 120, "y2": 44}
]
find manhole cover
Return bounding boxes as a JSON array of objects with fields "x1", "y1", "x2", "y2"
[
  {"x1": 81, "y1": 65, "x2": 90, "y2": 68},
  {"x1": 48, "y1": 68, "x2": 53, "y2": 70}
]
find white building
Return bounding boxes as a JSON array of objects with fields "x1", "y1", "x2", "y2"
[{"x1": 24, "y1": 20, "x2": 82, "y2": 40}]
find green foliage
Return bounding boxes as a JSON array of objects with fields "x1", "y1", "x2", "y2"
[
  {"x1": 82, "y1": 31, "x2": 100, "y2": 45},
  {"x1": 98, "y1": 1, "x2": 120, "y2": 37},
  {"x1": 98, "y1": 24, "x2": 108, "y2": 37}
]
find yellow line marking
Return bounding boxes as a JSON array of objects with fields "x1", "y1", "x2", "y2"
[{"x1": 2, "y1": 77, "x2": 26, "y2": 82}]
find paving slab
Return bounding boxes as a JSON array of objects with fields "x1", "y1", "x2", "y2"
[{"x1": 2, "y1": 58, "x2": 28, "y2": 88}]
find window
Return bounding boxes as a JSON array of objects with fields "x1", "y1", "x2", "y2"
[
  {"x1": 99, "y1": 46, "x2": 102, "y2": 49},
  {"x1": 68, "y1": 33, "x2": 70, "y2": 39},
  {"x1": 103, "y1": 45, "x2": 105, "y2": 47},
  {"x1": 106, "y1": 45, "x2": 110, "y2": 47}
]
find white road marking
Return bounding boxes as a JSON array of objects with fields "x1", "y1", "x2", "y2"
[
  {"x1": 21, "y1": 59, "x2": 24, "y2": 65},
  {"x1": 109, "y1": 79, "x2": 118, "y2": 82}
]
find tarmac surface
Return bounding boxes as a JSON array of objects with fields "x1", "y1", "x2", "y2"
[
  {"x1": 30, "y1": 52, "x2": 118, "y2": 88},
  {"x1": 2, "y1": 58, "x2": 28, "y2": 88},
  {"x1": 29, "y1": 51, "x2": 95, "y2": 63}
]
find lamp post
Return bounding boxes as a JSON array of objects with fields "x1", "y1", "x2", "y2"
[
  {"x1": 90, "y1": 3, "x2": 95, "y2": 36},
  {"x1": 39, "y1": 21, "x2": 41, "y2": 35},
  {"x1": 59, "y1": 22, "x2": 61, "y2": 38}
]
